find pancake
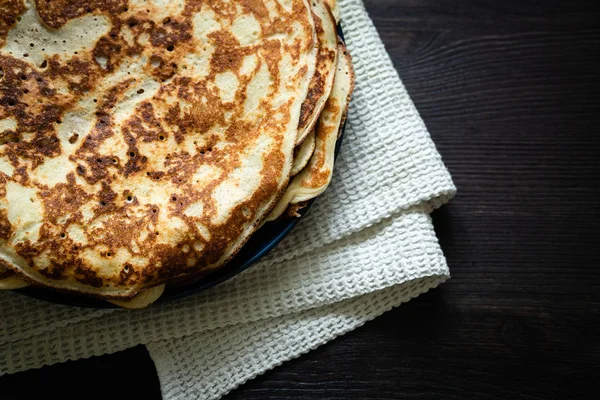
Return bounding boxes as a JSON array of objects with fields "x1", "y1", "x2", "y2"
[
  {"x1": 291, "y1": 129, "x2": 316, "y2": 176},
  {"x1": 0, "y1": 265, "x2": 28, "y2": 289},
  {"x1": 0, "y1": 261, "x2": 159, "y2": 308},
  {"x1": 107, "y1": 284, "x2": 165, "y2": 309},
  {"x1": 296, "y1": 0, "x2": 338, "y2": 145},
  {"x1": 284, "y1": 200, "x2": 309, "y2": 218},
  {"x1": 0, "y1": 275, "x2": 29, "y2": 290},
  {"x1": 266, "y1": 42, "x2": 354, "y2": 222},
  {"x1": 323, "y1": 0, "x2": 341, "y2": 24},
  {"x1": 0, "y1": 0, "x2": 317, "y2": 300}
]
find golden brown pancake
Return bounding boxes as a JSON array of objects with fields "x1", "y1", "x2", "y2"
[
  {"x1": 266, "y1": 42, "x2": 354, "y2": 222},
  {"x1": 284, "y1": 200, "x2": 309, "y2": 218},
  {"x1": 323, "y1": 0, "x2": 341, "y2": 24},
  {"x1": 291, "y1": 128, "x2": 316, "y2": 176},
  {"x1": 0, "y1": 265, "x2": 28, "y2": 289},
  {"x1": 107, "y1": 284, "x2": 165, "y2": 309},
  {"x1": 0, "y1": 0, "x2": 318, "y2": 300},
  {"x1": 296, "y1": 0, "x2": 338, "y2": 145}
]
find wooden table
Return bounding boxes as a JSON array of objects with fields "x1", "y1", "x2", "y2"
[{"x1": 2, "y1": 1, "x2": 599, "y2": 398}]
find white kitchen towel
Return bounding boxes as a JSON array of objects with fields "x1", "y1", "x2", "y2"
[
  {"x1": 0, "y1": 0, "x2": 456, "y2": 398},
  {"x1": 149, "y1": 210, "x2": 450, "y2": 400}
]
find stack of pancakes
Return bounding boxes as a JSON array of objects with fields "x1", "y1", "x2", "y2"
[{"x1": 0, "y1": 0, "x2": 354, "y2": 308}]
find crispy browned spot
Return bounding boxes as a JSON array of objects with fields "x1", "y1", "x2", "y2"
[
  {"x1": 34, "y1": 0, "x2": 128, "y2": 29},
  {"x1": 0, "y1": 0, "x2": 26, "y2": 48},
  {"x1": 0, "y1": 208, "x2": 12, "y2": 240}
]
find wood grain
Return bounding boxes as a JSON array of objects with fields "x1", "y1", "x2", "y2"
[{"x1": 2, "y1": 1, "x2": 599, "y2": 399}]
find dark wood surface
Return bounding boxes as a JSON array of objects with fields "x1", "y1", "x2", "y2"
[{"x1": 2, "y1": 1, "x2": 599, "y2": 399}]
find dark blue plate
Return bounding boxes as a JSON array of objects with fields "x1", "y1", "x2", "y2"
[{"x1": 17, "y1": 27, "x2": 346, "y2": 308}]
